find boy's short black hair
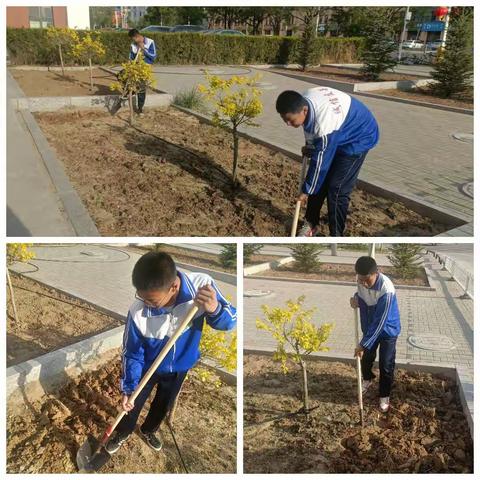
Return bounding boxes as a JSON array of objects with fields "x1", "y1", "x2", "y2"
[
  {"x1": 276, "y1": 90, "x2": 308, "y2": 115},
  {"x1": 355, "y1": 256, "x2": 378, "y2": 276},
  {"x1": 132, "y1": 251, "x2": 177, "y2": 291},
  {"x1": 128, "y1": 28, "x2": 141, "y2": 38}
]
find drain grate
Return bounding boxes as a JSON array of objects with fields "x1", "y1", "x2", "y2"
[
  {"x1": 408, "y1": 334, "x2": 456, "y2": 352},
  {"x1": 459, "y1": 182, "x2": 473, "y2": 199},
  {"x1": 452, "y1": 133, "x2": 473, "y2": 144}
]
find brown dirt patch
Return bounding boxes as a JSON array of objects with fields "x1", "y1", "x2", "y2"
[
  {"x1": 34, "y1": 107, "x2": 449, "y2": 236},
  {"x1": 7, "y1": 360, "x2": 236, "y2": 473},
  {"x1": 256, "y1": 264, "x2": 429, "y2": 287},
  {"x1": 370, "y1": 87, "x2": 473, "y2": 110},
  {"x1": 129, "y1": 244, "x2": 235, "y2": 274},
  {"x1": 7, "y1": 273, "x2": 123, "y2": 367},
  {"x1": 273, "y1": 66, "x2": 423, "y2": 84},
  {"x1": 9, "y1": 68, "x2": 119, "y2": 97},
  {"x1": 244, "y1": 355, "x2": 472, "y2": 473}
]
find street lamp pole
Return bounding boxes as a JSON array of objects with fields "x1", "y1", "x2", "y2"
[
  {"x1": 440, "y1": 7, "x2": 451, "y2": 48},
  {"x1": 398, "y1": 6, "x2": 411, "y2": 61}
]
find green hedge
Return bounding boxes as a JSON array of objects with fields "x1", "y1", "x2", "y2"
[{"x1": 7, "y1": 28, "x2": 364, "y2": 66}]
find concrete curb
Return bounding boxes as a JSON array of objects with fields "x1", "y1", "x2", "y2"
[
  {"x1": 244, "y1": 348, "x2": 473, "y2": 438},
  {"x1": 244, "y1": 273, "x2": 435, "y2": 292},
  {"x1": 353, "y1": 78, "x2": 433, "y2": 93},
  {"x1": 354, "y1": 90, "x2": 473, "y2": 116},
  {"x1": 243, "y1": 256, "x2": 294, "y2": 276},
  {"x1": 19, "y1": 109, "x2": 99, "y2": 236},
  {"x1": 8, "y1": 325, "x2": 237, "y2": 403},
  {"x1": 12, "y1": 93, "x2": 173, "y2": 112},
  {"x1": 173, "y1": 105, "x2": 470, "y2": 230},
  {"x1": 9, "y1": 65, "x2": 95, "y2": 71}
]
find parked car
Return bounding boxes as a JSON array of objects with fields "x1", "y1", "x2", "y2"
[
  {"x1": 141, "y1": 25, "x2": 172, "y2": 33},
  {"x1": 426, "y1": 40, "x2": 443, "y2": 51},
  {"x1": 402, "y1": 39, "x2": 424, "y2": 49},
  {"x1": 204, "y1": 29, "x2": 245, "y2": 36},
  {"x1": 170, "y1": 25, "x2": 205, "y2": 33}
]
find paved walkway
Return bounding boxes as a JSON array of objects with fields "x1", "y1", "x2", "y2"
[
  {"x1": 10, "y1": 244, "x2": 237, "y2": 318},
  {"x1": 6, "y1": 71, "x2": 75, "y2": 236},
  {"x1": 244, "y1": 252, "x2": 473, "y2": 369},
  {"x1": 148, "y1": 65, "x2": 473, "y2": 223}
]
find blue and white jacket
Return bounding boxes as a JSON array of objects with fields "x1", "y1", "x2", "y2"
[
  {"x1": 129, "y1": 36, "x2": 156, "y2": 64},
  {"x1": 355, "y1": 273, "x2": 401, "y2": 350},
  {"x1": 302, "y1": 87, "x2": 379, "y2": 195},
  {"x1": 120, "y1": 271, "x2": 236, "y2": 394}
]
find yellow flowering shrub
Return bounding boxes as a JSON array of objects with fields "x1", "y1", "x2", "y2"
[
  {"x1": 71, "y1": 32, "x2": 105, "y2": 90},
  {"x1": 198, "y1": 73, "x2": 263, "y2": 183},
  {"x1": 256, "y1": 296, "x2": 333, "y2": 411},
  {"x1": 46, "y1": 27, "x2": 79, "y2": 75},
  {"x1": 6, "y1": 243, "x2": 35, "y2": 266}
]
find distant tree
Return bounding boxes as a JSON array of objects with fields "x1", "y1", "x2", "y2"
[
  {"x1": 219, "y1": 244, "x2": 237, "y2": 269},
  {"x1": 206, "y1": 7, "x2": 243, "y2": 29},
  {"x1": 243, "y1": 244, "x2": 264, "y2": 264},
  {"x1": 331, "y1": 7, "x2": 370, "y2": 36},
  {"x1": 360, "y1": 7, "x2": 398, "y2": 80},
  {"x1": 290, "y1": 244, "x2": 323, "y2": 273},
  {"x1": 238, "y1": 7, "x2": 271, "y2": 35},
  {"x1": 431, "y1": 10, "x2": 473, "y2": 98},
  {"x1": 267, "y1": 7, "x2": 294, "y2": 36},
  {"x1": 143, "y1": 7, "x2": 179, "y2": 26},
  {"x1": 387, "y1": 244, "x2": 424, "y2": 279},
  {"x1": 177, "y1": 7, "x2": 206, "y2": 26}
]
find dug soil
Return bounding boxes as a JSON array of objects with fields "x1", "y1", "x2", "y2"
[
  {"x1": 129, "y1": 244, "x2": 235, "y2": 274},
  {"x1": 244, "y1": 355, "x2": 472, "y2": 474},
  {"x1": 7, "y1": 360, "x2": 236, "y2": 473},
  {"x1": 273, "y1": 66, "x2": 423, "y2": 83},
  {"x1": 35, "y1": 107, "x2": 449, "y2": 236},
  {"x1": 9, "y1": 68, "x2": 119, "y2": 97},
  {"x1": 370, "y1": 87, "x2": 473, "y2": 110},
  {"x1": 256, "y1": 263, "x2": 429, "y2": 287},
  {"x1": 7, "y1": 273, "x2": 123, "y2": 367}
]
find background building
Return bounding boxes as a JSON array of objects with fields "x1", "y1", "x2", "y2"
[{"x1": 6, "y1": 6, "x2": 90, "y2": 29}]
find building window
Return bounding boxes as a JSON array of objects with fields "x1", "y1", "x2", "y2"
[{"x1": 28, "y1": 6, "x2": 53, "y2": 28}]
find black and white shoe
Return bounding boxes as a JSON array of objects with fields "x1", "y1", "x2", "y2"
[
  {"x1": 140, "y1": 427, "x2": 163, "y2": 451},
  {"x1": 105, "y1": 431, "x2": 130, "y2": 454}
]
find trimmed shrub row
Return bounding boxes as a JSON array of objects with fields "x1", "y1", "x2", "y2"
[{"x1": 7, "y1": 28, "x2": 364, "y2": 66}]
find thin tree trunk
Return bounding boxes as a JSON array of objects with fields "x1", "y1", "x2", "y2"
[
  {"x1": 232, "y1": 128, "x2": 239, "y2": 185},
  {"x1": 128, "y1": 90, "x2": 134, "y2": 125},
  {"x1": 300, "y1": 359, "x2": 309, "y2": 413},
  {"x1": 58, "y1": 44, "x2": 65, "y2": 77},
  {"x1": 88, "y1": 57, "x2": 93, "y2": 91},
  {"x1": 6, "y1": 269, "x2": 19, "y2": 323}
]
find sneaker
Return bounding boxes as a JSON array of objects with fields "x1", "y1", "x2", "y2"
[
  {"x1": 362, "y1": 380, "x2": 373, "y2": 394},
  {"x1": 139, "y1": 427, "x2": 163, "y2": 451},
  {"x1": 105, "y1": 431, "x2": 130, "y2": 454},
  {"x1": 297, "y1": 222, "x2": 318, "y2": 237},
  {"x1": 379, "y1": 396, "x2": 390, "y2": 413}
]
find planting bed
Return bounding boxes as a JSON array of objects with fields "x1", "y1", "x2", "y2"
[
  {"x1": 7, "y1": 359, "x2": 236, "y2": 473},
  {"x1": 371, "y1": 87, "x2": 473, "y2": 110},
  {"x1": 7, "y1": 273, "x2": 122, "y2": 367},
  {"x1": 9, "y1": 68, "x2": 118, "y2": 97},
  {"x1": 273, "y1": 66, "x2": 423, "y2": 83},
  {"x1": 244, "y1": 354, "x2": 472, "y2": 474},
  {"x1": 35, "y1": 107, "x2": 450, "y2": 236},
  {"x1": 254, "y1": 263, "x2": 429, "y2": 287}
]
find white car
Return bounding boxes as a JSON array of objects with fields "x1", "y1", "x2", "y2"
[{"x1": 402, "y1": 40, "x2": 423, "y2": 49}]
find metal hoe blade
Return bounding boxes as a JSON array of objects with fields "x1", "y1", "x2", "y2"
[{"x1": 76, "y1": 434, "x2": 111, "y2": 473}]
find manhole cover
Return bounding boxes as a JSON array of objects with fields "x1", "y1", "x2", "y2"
[
  {"x1": 460, "y1": 182, "x2": 473, "y2": 198},
  {"x1": 452, "y1": 133, "x2": 473, "y2": 143},
  {"x1": 254, "y1": 82, "x2": 277, "y2": 90},
  {"x1": 244, "y1": 289, "x2": 273, "y2": 298},
  {"x1": 408, "y1": 334, "x2": 456, "y2": 352}
]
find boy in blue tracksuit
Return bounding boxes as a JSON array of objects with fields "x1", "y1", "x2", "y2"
[
  {"x1": 127, "y1": 29, "x2": 157, "y2": 115},
  {"x1": 350, "y1": 256, "x2": 400, "y2": 412},
  {"x1": 276, "y1": 88, "x2": 379, "y2": 237},
  {"x1": 105, "y1": 251, "x2": 236, "y2": 453}
]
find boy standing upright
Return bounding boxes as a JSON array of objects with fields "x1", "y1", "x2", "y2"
[
  {"x1": 106, "y1": 251, "x2": 236, "y2": 453},
  {"x1": 276, "y1": 88, "x2": 379, "y2": 236},
  {"x1": 128, "y1": 28, "x2": 157, "y2": 116},
  {"x1": 350, "y1": 256, "x2": 400, "y2": 412}
]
